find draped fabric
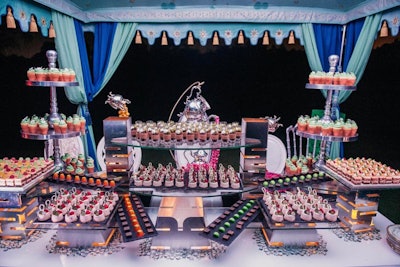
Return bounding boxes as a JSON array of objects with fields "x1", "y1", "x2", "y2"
[{"x1": 52, "y1": 10, "x2": 137, "y2": 171}]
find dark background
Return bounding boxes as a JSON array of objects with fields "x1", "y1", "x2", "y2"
[{"x1": 1, "y1": 23, "x2": 399, "y2": 223}]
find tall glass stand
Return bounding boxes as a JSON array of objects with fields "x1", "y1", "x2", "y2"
[{"x1": 23, "y1": 50, "x2": 80, "y2": 169}]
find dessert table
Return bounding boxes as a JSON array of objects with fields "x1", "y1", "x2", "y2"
[{"x1": 1, "y1": 209, "x2": 398, "y2": 267}]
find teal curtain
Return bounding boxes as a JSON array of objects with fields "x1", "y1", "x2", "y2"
[
  {"x1": 301, "y1": 14, "x2": 382, "y2": 159},
  {"x1": 51, "y1": 10, "x2": 137, "y2": 170}
]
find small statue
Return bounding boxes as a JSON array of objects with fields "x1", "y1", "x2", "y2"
[
  {"x1": 105, "y1": 92, "x2": 131, "y2": 117},
  {"x1": 262, "y1": 115, "x2": 283, "y2": 133}
]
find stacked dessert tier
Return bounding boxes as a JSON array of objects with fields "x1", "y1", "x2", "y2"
[
  {"x1": 27, "y1": 67, "x2": 76, "y2": 82},
  {"x1": 308, "y1": 71, "x2": 356, "y2": 86},
  {"x1": 132, "y1": 162, "x2": 241, "y2": 190},
  {"x1": 36, "y1": 187, "x2": 119, "y2": 224},
  {"x1": 260, "y1": 187, "x2": 339, "y2": 224},
  {"x1": 20, "y1": 113, "x2": 86, "y2": 135},
  {"x1": 131, "y1": 120, "x2": 242, "y2": 145},
  {"x1": 325, "y1": 157, "x2": 400, "y2": 185},
  {"x1": 296, "y1": 115, "x2": 358, "y2": 137}
]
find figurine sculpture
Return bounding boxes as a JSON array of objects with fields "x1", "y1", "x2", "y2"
[{"x1": 105, "y1": 92, "x2": 131, "y2": 117}]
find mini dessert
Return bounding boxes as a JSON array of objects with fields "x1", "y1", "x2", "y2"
[
  {"x1": 66, "y1": 116, "x2": 74, "y2": 130},
  {"x1": 80, "y1": 209, "x2": 92, "y2": 223},
  {"x1": 64, "y1": 210, "x2": 78, "y2": 223},
  {"x1": 164, "y1": 175, "x2": 174, "y2": 187},
  {"x1": 48, "y1": 68, "x2": 61, "y2": 81},
  {"x1": 93, "y1": 209, "x2": 106, "y2": 222},
  {"x1": 36, "y1": 204, "x2": 51, "y2": 221},
  {"x1": 27, "y1": 67, "x2": 36, "y2": 80},
  {"x1": 51, "y1": 209, "x2": 64, "y2": 223},
  {"x1": 271, "y1": 209, "x2": 284, "y2": 222},
  {"x1": 312, "y1": 208, "x2": 325, "y2": 221},
  {"x1": 284, "y1": 209, "x2": 296, "y2": 222},
  {"x1": 325, "y1": 208, "x2": 339, "y2": 222},
  {"x1": 297, "y1": 115, "x2": 308, "y2": 132},
  {"x1": 20, "y1": 116, "x2": 30, "y2": 133},
  {"x1": 79, "y1": 116, "x2": 86, "y2": 133},
  {"x1": 34, "y1": 67, "x2": 47, "y2": 81},
  {"x1": 300, "y1": 209, "x2": 312, "y2": 221}
]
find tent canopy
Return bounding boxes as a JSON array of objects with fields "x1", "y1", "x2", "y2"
[
  {"x1": 2, "y1": 0, "x2": 400, "y2": 45},
  {"x1": 33, "y1": 0, "x2": 400, "y2": 24}
]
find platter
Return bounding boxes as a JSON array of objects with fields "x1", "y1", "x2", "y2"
[{"x1": 266, "y1": 135, "x2": 286, "y2": 175}]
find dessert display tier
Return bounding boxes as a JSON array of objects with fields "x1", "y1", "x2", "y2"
[
  {"x1": 200, "y1": 199, "x2": 260, "y2": 246},
  {"x1": 21, "y1": 129, "x2": 81, "y2": 140},
  {"x1": 30, "y1": 188, "x2": 121, "y2": 230},
  {"x1": 318, "y1": 164, "x2": 400, "y2": 191},
  {"x1": 26, "y1": 80, "x2": 79, "y2": 87},
  {"x1": 0, "y1": 165, "x2": 54, "y2": 194},
  {"x1": 296, "y1": 130, "x2": 358, "y2": 142},
  {"x1": 305, "y1": 83, "x2": 357, "y2": 91},
  {"x1": 129, "y1": 185, "x2": 254, "y2": 198},
  {"x1": 258, "y1": 188, "x2": 341, "y2": 230},
  {"x1": 0, "y1": 167, "x2": 54, "y2": 193},
  {"x1": 111, "y1": 137, "x2": 261, "y2": 150}
]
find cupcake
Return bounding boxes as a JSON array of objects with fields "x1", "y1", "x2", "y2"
[
  {"x1": 348, "y1": 72, "x2": 357, "y2": 86},
  {"x1": 72, "y1": 117, "x2": 81, "y2": 132},
  {"x1": 59, "y1": 119, "x2": 68, "y2": 134},
  {"x1": 79, "y1": 116, "x2": 86, "y2": 133},
  {"x1": 48, "y1": 68, "x2": 61, "y2": 81},
  {"x1": 86, "y1": 157, "x2": 95, "y2": 173},
  {"x1": 66, "y1": 116, "x2": 74, "y2": 130},
  {"x1": 342, "y1": 121, "x2": 353, "y2": 137},
  {"x1": 297, "y1": 115, "x2": 308, "y2": 132},
  {"x1": 332, "y1": 120, "x2": 344, "y2": 136},
  {"x1": 27, "y1": 67, "x2": 36, "y2": 81},
  {"x1": 320, "y1": 121, "x2": 332, "y2": 136},
  {"x1": 34, "y1": 67, "x2": 47, "y2": 81},
  {"x1": 67, "y1": 69, "x2": 76, "y2": 82},
  {"x1": 307, "y1": 118, "x2": 317, "y2": 134},
  {"x1": 38, "y1": 119, "x2": 49, "y2": 135},
  {"x1": 349, "y1": 120, "x2": 358, "y2": 136},
  {"x1": 308, "y1": 71, "x2": 317, "y2": 84},
  {"x1": 20, "y1": 116, "x2": 30, "y2": 133},
  {"x1": 65, "y1": 164, "x2": 75, "y2": 174},
  {"x1": 52, "y1": 118, "x2": 60, "y2": 133},
  {"x1": 28, "y1": 119, "x2": 38, "y2": 134},
  {"x1": 75, "y1": 167, "x2": 84, "y2": 176}
]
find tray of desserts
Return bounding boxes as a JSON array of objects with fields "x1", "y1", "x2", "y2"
[
  {"x1": 33, "y1": 187, "x2": 121, "y2": 230},
  {"x1": 258, "y1": 187, "x2": 340, "y2": 230},
  {"x1": 132, "y1": 163, "x2": 242, "y2": 192},
  {"x1": 259, "y1": 171, "x2": 331, "y2": 191},
  {"x1": 48, "y1": 171, "x2": 124, "y2": 190},
  {"x1": 200, "y1": 199, "x2": 260, "y2": 246},
  {"x1": 0, "y1": 157, "x2": 55, "y2": 193},
  {"x1": 116, "y1": 194, "x2": 157, "y2": 242},
  {"x1": 321, "y1": 158, "x2": 400, "y2": 190}
]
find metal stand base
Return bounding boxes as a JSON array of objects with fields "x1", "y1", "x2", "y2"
[
  {"x1": 262, "y1": 227, "x2": 320, "y2": 247},
  {"x1": 151, "y1": 197, "x2": 211, "y2": 250}
]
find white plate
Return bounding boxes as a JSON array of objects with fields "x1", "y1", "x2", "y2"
[{"x1": 267, "y1": 135, "x2": 287, "y2": 174}]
